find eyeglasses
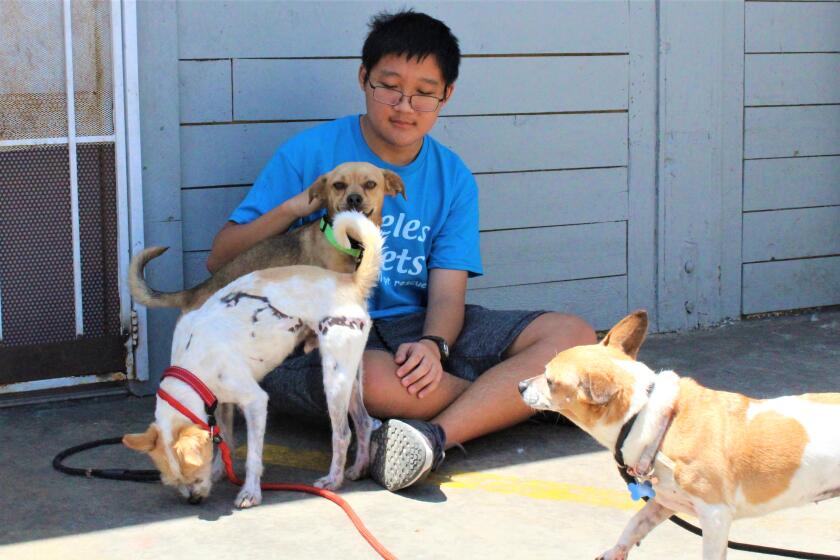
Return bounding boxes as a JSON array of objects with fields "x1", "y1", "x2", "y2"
[{"x1": 366, "y1": 79, "x2": 445, "y2": 113}]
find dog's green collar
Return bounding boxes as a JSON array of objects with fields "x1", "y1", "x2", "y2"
[{"x1": 320, "y1": 217, "x2": 362, "y2": 259}]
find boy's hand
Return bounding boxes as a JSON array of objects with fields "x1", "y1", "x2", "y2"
[
  {"x1": 285, "y1": 188, "x2": 324, "y2": 219},
  {"x1": 394, "y1": 340, "x2": 443, "y2": 399}
]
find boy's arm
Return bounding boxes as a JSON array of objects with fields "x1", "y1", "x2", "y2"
[
  {"x1": 421, "y1": 268, "x2": 467, "y2": 345},
  {"x1": 206, "y1": 188, "x2": 321, "y2": 272},
  {"x1": 394, "y1": 268, "x2": 467, "y2": 399}
]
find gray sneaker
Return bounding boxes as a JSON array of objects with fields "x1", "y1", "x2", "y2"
[{"x1": 369, "y1": 419, "x2": 446, "y2": 492}]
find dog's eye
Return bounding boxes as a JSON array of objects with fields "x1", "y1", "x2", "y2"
[
  {"x1": 363, "y1": 181, "x2": 376, "y2": 190},
  {"x1": 333, "y1": 182, "x2": 347, "y2": 190}
]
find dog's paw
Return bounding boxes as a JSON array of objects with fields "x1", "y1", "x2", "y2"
[
  {"x1": 345, "y1": 462, "x2": 368, "y2": 481},
  {"x1": 314, "y1": 474, "x2": 343, "y2": 491},
  {"x1": 234, "y1": 487, "x2": 262, "y2": 509},
  {"x1": 596, "y1": 547, "x2": 627, "y2": 560}
]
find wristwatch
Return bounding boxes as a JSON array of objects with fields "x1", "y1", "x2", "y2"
[{"x1": 419, "y1": 335, "x2": 450, "y2": 362}]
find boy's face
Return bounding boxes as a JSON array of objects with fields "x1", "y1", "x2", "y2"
[{"x1": 358, "y1": 53, "x2": 454, "y2": 159}]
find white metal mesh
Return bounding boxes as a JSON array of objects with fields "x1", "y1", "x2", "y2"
[
  {"x1": 0, "y1": 0, "x2": 68, "y2": 141},
  {"x1": 72, "y1": 0, "x2": 114, "y2": 137}
]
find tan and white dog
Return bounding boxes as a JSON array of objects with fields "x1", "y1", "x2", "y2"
[
  {"x1": 129, "y1": 161, "x2": 405, "y2": 313},
  {"x1": 124, "y1": 211, "x2": 382, "y2": 508},
  {"x1": 519, "y1": 310, "x2": 840, "y2": 560}
]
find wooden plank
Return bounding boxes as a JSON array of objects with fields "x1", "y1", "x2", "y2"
[
  {"x1": 746, "y1": 54, "x2": 840, "y2": 106},
  {"x1": 746, "y1": 1, "x2": 840, "y2": 53},
  {"x1": 179, "y1": 60, "x2": 232, "y2": 123},
  {"x1": 234, "y1": 59, "x2": 363, "y2": 122},
  {"x1": 179, "y1": 1, "x2": 628, "y2": 59},
  {"x1": 471, "y1": 222, "x2": 626, "y2": 290},
  {"x1": 436, "y1": 113, "x2": 628, "y2": 173},
  {"x1": 627, "y1": 0, "x2": 659, "y2": 327},
  {"x1": 657, "y1": 0, "x2": 745, "y2": 330},
  {"x1": 137, "y1": 1, "x2": 184, "y2": 381},
  {"x1": 718, "y1": 0, "x2": 746, "y2": 324},
  {"x1": 181, "y1": 114, "x2": 628, "y2": 188},
  {"x1": 448, "y1": 56, "x2": 628, "y2": 115},
  {"x1": 466, "y1": 275, "x2": 627, "y2": 332},
  {"x1": 182, "y1": 186, "x2": 249, "y2": 252},
  {"x1": 743, "y1": 206, "x2": 840, "y2": 262},
  {"x1": 180, "y1": 121, "x2": 311, "y2": 188},
  {"x1": 745, "y1": 106, "x2": 840, "y2": 159},
  {"x1": 744, "y1": 156, "x2": 840, "y2": 211},
  {"x1": 477, "y1": 168, "x2": 627, "y2": 231},
  {"x1": 233, "y1": 56, "x2": 629, "y2": 122},
  {"x1": 743, "y1": 256, "x2": 840, "y2": 314}
]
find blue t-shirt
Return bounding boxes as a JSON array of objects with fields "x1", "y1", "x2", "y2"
[{"x1": 229, "y1": 114, "x2": 483, "y2": 319}]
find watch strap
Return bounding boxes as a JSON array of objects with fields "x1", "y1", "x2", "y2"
[{"x1": 418, "y1": 335, "x2": 449, "y2": 361}]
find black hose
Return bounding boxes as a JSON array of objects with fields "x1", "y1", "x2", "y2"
[
  {"x1": 53, "y1": 437, "x2": 160, "y2": 482},
  {"x1": 666, "y1": 514, "x2": 840, "y2": 560}
]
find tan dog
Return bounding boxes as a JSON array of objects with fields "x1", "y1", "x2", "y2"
[
  {"x1": 519, "y1": 310, "x2": 840, "y2": 560},
  {"x1": 129, "y1": 161, "x2": 405, "y2": 312}
]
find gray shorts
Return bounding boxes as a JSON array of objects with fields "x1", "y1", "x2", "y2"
[{"x1": 261, "y1": 304, "x2": 546, "y2": 420}]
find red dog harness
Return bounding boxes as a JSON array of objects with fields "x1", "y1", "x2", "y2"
[{"x1": 157, "y1": 366, "x2": 220, "y2": 441}]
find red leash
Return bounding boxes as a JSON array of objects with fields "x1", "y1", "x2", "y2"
[{"x1": 159, "y1": 367, "x2": 398, "y2": 560}]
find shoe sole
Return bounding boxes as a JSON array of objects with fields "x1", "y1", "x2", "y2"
[{"x1": 370, "y1": 419, "x2": 433, "y2": 492}]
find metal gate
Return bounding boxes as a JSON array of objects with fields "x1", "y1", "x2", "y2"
[{"x1": 0, "y1": 0, "x2": 146, "y2": 396}]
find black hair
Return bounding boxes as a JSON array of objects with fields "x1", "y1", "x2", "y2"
[{"x1": 361, "y1": 10, "x2": 461, "y2": 89}]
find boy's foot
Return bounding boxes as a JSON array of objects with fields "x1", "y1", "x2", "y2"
[{"x1": 369, "y1": 419, "x2": 446, "y2": 492}]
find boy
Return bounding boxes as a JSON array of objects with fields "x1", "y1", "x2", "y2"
[{"x1": 207, "y1": 10, "x2": 596, "y2": 492}]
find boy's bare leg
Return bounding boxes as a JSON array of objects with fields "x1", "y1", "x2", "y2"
[
  {"x1": 362, "y1": 350, "x2": 470, "y2": 419},
  {"x1": 432, "y1": 312, "x2": 596, "y2": 446}
]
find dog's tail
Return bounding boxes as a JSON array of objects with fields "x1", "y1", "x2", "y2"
[
  {"x1": 128, "y1": 247, "x2": 191, "y2": 309},
  {"x1": 331, "y1": 211, "x2": 384, "y2": 299}
]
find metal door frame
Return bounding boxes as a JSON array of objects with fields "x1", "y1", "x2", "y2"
[{"x1": 0, "y1": 0, "x2": 147, "y2": 394}]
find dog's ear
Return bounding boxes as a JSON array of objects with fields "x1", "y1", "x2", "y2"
[
  {"x1": 173, "y1": 425, "x2": 211, "y2": 468},
  {"x1": 576, "y1": 373, "x2": 618, "y2": 406},
  {"x1": 383, "y1": 170, "x2": 406, "y2": 200},
  {"x1": 600, "y1": 310, "x2": 648, "y2": 359},
  {"x1": 123, "y1": 423, "x2": 159, "y2": 453},
  {"x1": 307, "y1": 174, "x2": 329, "y2": 204}
]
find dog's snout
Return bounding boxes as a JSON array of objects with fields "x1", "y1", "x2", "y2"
[
  {"x1": 518, "y1": 380, "x2": 529, "y2": 395},
  {"x1": 347, "y1": 193, "x2": 363, "y2": 209},
  {"x1": 187, "y1": 493, "x2": 204, "y2": 505}
]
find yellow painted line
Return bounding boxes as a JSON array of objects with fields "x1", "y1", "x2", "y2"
[
  {"x1": 428, "y1": 471, "x2": 638, "y2": 511},
  {"x1": 237, "y1": 443, "x2": 331, "y2": 471},
  {"x1": 239, "y1": 444, "x2": 639, "y2": 511}
]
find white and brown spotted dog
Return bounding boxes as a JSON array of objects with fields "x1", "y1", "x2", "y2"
[
  {"x1": 129, "y1": 161, "x2": 404, "y2": 313},
  {"x1": 124, "y1": 211, "x2": 382, "y2": 508},
  {"x1": 519, "y1": 310, "x2": 840, "y2": 560}
]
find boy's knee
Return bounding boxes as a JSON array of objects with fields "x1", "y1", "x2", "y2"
[
  {"x1": 533, "y1": 312, "x2": 597, "y2": 348},
  {"x1": 360, "y1": 352, "x2": 400, "y2": 415}
]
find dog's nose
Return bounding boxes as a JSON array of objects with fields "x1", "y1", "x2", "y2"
[
  {"x1": 517, "y1": 380, "x2": 529, "y2": 395},
  {"x1": 347, "y1": 193, "x2": 363, "y2": 210},
  {"x1": 187, "y1": 493, "x2": 203, "y2": 505}
]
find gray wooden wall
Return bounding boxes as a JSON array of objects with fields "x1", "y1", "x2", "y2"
[
  {"x1": 742, "y1": 0, "x2": 840, "y2": 314},
  {"x1": 136, "y1": 0, "x2": 838, "y2": 380}
]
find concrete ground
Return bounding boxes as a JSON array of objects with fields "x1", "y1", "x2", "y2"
[{"x1": 1, "y1": 310, "x2": 839, "y2": 559}]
